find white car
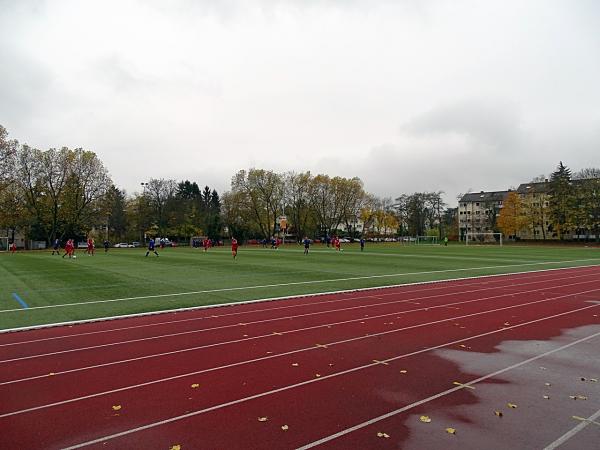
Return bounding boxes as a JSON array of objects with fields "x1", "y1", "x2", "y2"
[{"x1": 113, "y1": 243, "x2": 129, "y2": 248}]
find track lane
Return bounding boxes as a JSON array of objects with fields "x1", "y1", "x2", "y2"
[{"x1": 1, "y1": 277, "x2": 599, "y2": 448}]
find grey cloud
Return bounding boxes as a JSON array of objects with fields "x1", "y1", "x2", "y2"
[{"x1": 401, "y1": 99, "x2": 525, "y2": 152}]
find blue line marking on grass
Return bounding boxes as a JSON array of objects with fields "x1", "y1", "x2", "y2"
[{"x1": 11, "y1": 293, "x2": 29, "y2": 309}]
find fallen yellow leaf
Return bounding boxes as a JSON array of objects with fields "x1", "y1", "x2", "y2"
[
  {"x1": 544, "y1": 383, "x2": 551, "y2": 386},
  {"x1": 543, "y1": 395, "x2": 550, "y2": 399},
  {"x1": 446, "y1": 427, "x2": 456, "y2": 434},
  {"x1": 281, "y1": 425, "x2": 289, "y2": 431},
  {"x1": 48, "y1": 373, "x2": 55, "y2": 376},
  {"x1": 400, "y1": 370, "x2": 408, "y2": 374},
  {"x1": 292, "y1": 363, "x2": 299, "y2": 367},
  {"x1": 420, "y1": 415, "x2": 432, "y2": 423},
  {"x1": 376, "y1": 432, "x2": 390, "y2": 438},
  {"x1": 577, "y1": 395, "x2": 588, "y2": 400},
  {"x1": 112, "y1": 405, "x2": 122, "y2": 411},
  {"x1": 590, "y1": 378, "x2": 598, "y2": 382},
  {"x1": 258, "y1": 417, "x2": 268, "y2": 422},
  {"x1": 170, "y1": 446, "x2": 181, "y2": 450},
  {"x1": 494, "y1": 411, "x2": 503, "y2": 417},
  {"x1": 191, "y1": 384, "x2": 200, "y2": 389},
  {"x1": 315, "y1": 374, "x2": 321, "y2": 378},
  {"x1": 507, "y1": 403, "x2": 517, "y2": 409}
]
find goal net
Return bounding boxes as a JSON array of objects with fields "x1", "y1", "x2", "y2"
[
  {"x1": 465, "y1": 232, "x2": 503, "y2": 246},
  {"x1": 416, "y1": 235, "x2": 438, "y2": 245},
  {"x1": 0, "y1": 237, "x2": 8, "y2": 252}
]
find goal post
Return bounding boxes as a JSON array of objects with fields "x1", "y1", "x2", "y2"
[
  {"x1": 416, "y1": 235, "x2": 438, "y2": 245},
  {"x1": 465, "y1": 232, "x2": 503, "y2": 246}
]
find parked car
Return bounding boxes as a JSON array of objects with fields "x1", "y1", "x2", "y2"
[
  {"x1": 131, "y1": 242, "x2": 141, "y2": 248},
  {"x1": 113, "y1": 243, "x2": 129, "y2": 248}
]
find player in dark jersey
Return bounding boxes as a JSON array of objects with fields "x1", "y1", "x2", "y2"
[
  {"x1": 51, "y1": 238, "x2": 61, "y2": 255},
  {"x1": 145, "y1": 238, "x2": 159, "y2": 257},
  {"x1": 303, "y1": 237, "x2": 310, "y2": 255}
]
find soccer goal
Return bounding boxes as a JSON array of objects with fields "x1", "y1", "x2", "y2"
[
  {"x1": 465, "y1": 232, "x2": 503, "y2": 246},
  {"x1": 0, "y1": 237, "x2": 8, "y2": 252},
  {"x1": 416, "y1": 236, "x2": 438, "y2": 245}
]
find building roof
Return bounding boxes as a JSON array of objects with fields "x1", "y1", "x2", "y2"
[
  {"x1": 459, "y1": 191, "x2": 509, "y2": 203},
  {"x1": 516, "y1": 181, "x2": 550, "y2": 194}
]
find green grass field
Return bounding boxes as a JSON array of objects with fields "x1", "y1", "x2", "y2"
[{"x1": 1, "y1": 243, "x2": 599, "y2": 331}]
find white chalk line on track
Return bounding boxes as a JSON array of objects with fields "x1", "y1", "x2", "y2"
[
  {"x1": 2, "y1": 265, "x2": 588, "y2": 346},
  {"x1": 2, "y1": 263, "x2": 599, "y2": 335},
  {"x1": 296, "y1": 328, "x2": 600, "y2": 449},
  {"x1": 3, "y1": 274, "x2": 596, "y2": 384},
  {"x1": 1, "y1": 258, "x2": 598, "y2": 315},
  {"x1": 1, "y1": 273, "x2": 597, "y2": 365},
  {"x1": 543, "y1": 407, "x2": 600, "y2": 450},
  {"x1": 60, "y1": 307, "x2": 600, "y2": 449},
  {"x1": 3, "y1": 286, "x2": 600, "y2": 420}
]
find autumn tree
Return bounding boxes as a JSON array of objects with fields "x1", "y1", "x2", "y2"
[{"x1": 497, "y1": 191, "x2": 527, "y2": 238}]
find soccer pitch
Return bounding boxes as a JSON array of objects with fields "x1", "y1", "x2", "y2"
[{"x1": 1, "y1": 243, "x2": 599, "y2": 331}]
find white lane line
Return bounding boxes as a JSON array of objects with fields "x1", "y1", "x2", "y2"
[
  {"x1": 1, "y1": 259, "x2": 598, "y2": 316},
  {"x1": 543, "y1": 408, "x2": 600, "y2": 449},
  {"x1": 0, "y1": 273, "x2": 520, "y2": 347},
  {"x1": 3, "y1": 289, "x2": 599, "y2": 419},
  {"x1": 3, "y1": 264, "x2": 599, "y2": 337},
  {"x1": 2, "y1": 275, "x2": 596, "y2": 365},
  {"x1": 5, "y1": 266, "x2": 595, "y2": 347},
  {"x1": 4, "y1": 276, "x2": 593, "y2": 384},
  {"x1": 296, "y1": 329, "x2": 600, "y2": 450},
  {"x1": 61, "y1": 311, "x2": 600, "y2": 450}
]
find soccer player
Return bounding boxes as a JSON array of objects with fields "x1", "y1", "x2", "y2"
[
  {"x1": 203, "y1": 238, "x2": 210, "y2": 252},
  {"x1": 86, "y1": 237, "x2": 95, "y2": 255},
  {"x1": 51, "y1": 238, "x2": 61, "y2": 255},
  {"x1": 231, "y1": 237, "x2": 238, "y2": 259},
  {"x1": 146, "y1": 238, "x2": 159, "y2": 257},
  {"x1": 9, "y1": 242, "x2": 16, "y2": 254},
  {"x1": 334, "y1": 236, "x2": 341, "y2": 251},
  {"x1": 62, "y1": 239, "x2": 74, "y2": 258},
  {"x1": 360, "y1": 237, "x2": 365, "y2": 252},
  {"x1": 103, "y1": 240, "x2": 110, "y2": 252},
  {"x1": 444, "y1": 236, "x2": 449, "y2": 246},
  {"x1": 303, "y1": 237, "x2": 310, "y2": 255}
]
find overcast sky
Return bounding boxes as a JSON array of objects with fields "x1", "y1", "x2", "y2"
[{"x1": 1, "y1": 0, "x2": 599, "y2": 203}]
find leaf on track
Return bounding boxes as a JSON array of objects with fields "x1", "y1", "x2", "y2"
[
  {"x1": 258, "y1": 417, "x2": 268, "y2": 422},
  {"x1": 419, "y1": 415, "x2": 432, "y2": 423},
  {"x1": 315, "y1": 374, "x2": 321, "y2": 378},
  {"x1": 292, "y1": 363, "x2": 299, "y2": 367},
  {"x1": 445, "y1": 427, "x2": 456, "y2": 434},
  {"x1": 281, "y1": 425, "x2": 289, "y2": 431},
  {"x1": 543, "y1": 395, "x2": 550, "y2": 399},
  {"x1": 376, "y1": 432, "x2": 390, "y2": 438},
  {"x1": 544, "y1": 383, "x2": 551, "y2": 387},
  {"x1": 590, "y1": 378, "x2": 598, "y2": 382},
  {"x1": 507, "y1": 403, "x2": 517, "y2": 409},
  {"x1": 191, "y1": 384, "x2": 200, "y2": 389},
  {"x1": 494, "y1": 411, "x2": 503, "y2": 417},
  {"x1": 577, "y1": 395, "x2": 588, "y2": 400},
  {"x1": 112, "y1": 405, "x2": 122, "y2": 411},
  {"x1": 400, "y1": 370, "x2": 408, "y2": 374},
  {"x1": 170, "y1": 445, "x2": 181, "y2": 450},
  {"x1": 48, "y1": 373, "x2": 55, "y2": 376}
]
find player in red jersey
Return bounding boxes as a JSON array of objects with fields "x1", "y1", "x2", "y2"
[
  {"x1": 86, "y1": 237, "x2": 95, "y2": 255},
  {"x1": 231, "y1": 238, "x2": 238, "y2": 259},
  {"x1": 9, "y1": 242, "x2": 16, "y2": 254},
  {"x1": 62, "y1": 239, "x2": 74, "y2": 258}
]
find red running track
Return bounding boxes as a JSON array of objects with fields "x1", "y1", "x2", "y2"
[{"x1": 1, "y1": 266, "x2": 600, "y2": 449}]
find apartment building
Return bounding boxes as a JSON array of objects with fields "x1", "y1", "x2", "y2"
[{"x1": 458, "y1": 190, "x2": 509, "y2": 239}]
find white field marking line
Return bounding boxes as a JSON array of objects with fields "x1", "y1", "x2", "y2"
[
  {"x1": 2, "y1": 266, "x2": 600, "y2": 342},
  {"x1": 3, "y1": 266, "x2": 599, "y2": 338},
  {"x1": 2, "y1": 274, "x2": 595, "y2": 365},
  {"x1": 60, "y1": 308, "x2": 600, "y2": 450},
  {"x1": 4, "y1": 275, "x2": 594, "y2": 384},
  {"x1": 5, "y1": 265, "x2": 587, "y2": 347},
  {"x1": 296, "y1": 327, "x2": 600, "y2": 450},
  {"x1": 543, "y1": 407, "x2": 600, "y2": 450},
  {"x1": 3, "y1": 288, "x2": 599, "y2": 419},
  {"x1": 2, "y1": 268, "x2": 591, "y2": 353},
  {"x1": 1, "y1": 258, "x2": 599, "y2": 315},
  {"x1": 0, "y1": 271, "x2": 529, "y2": 347}
]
